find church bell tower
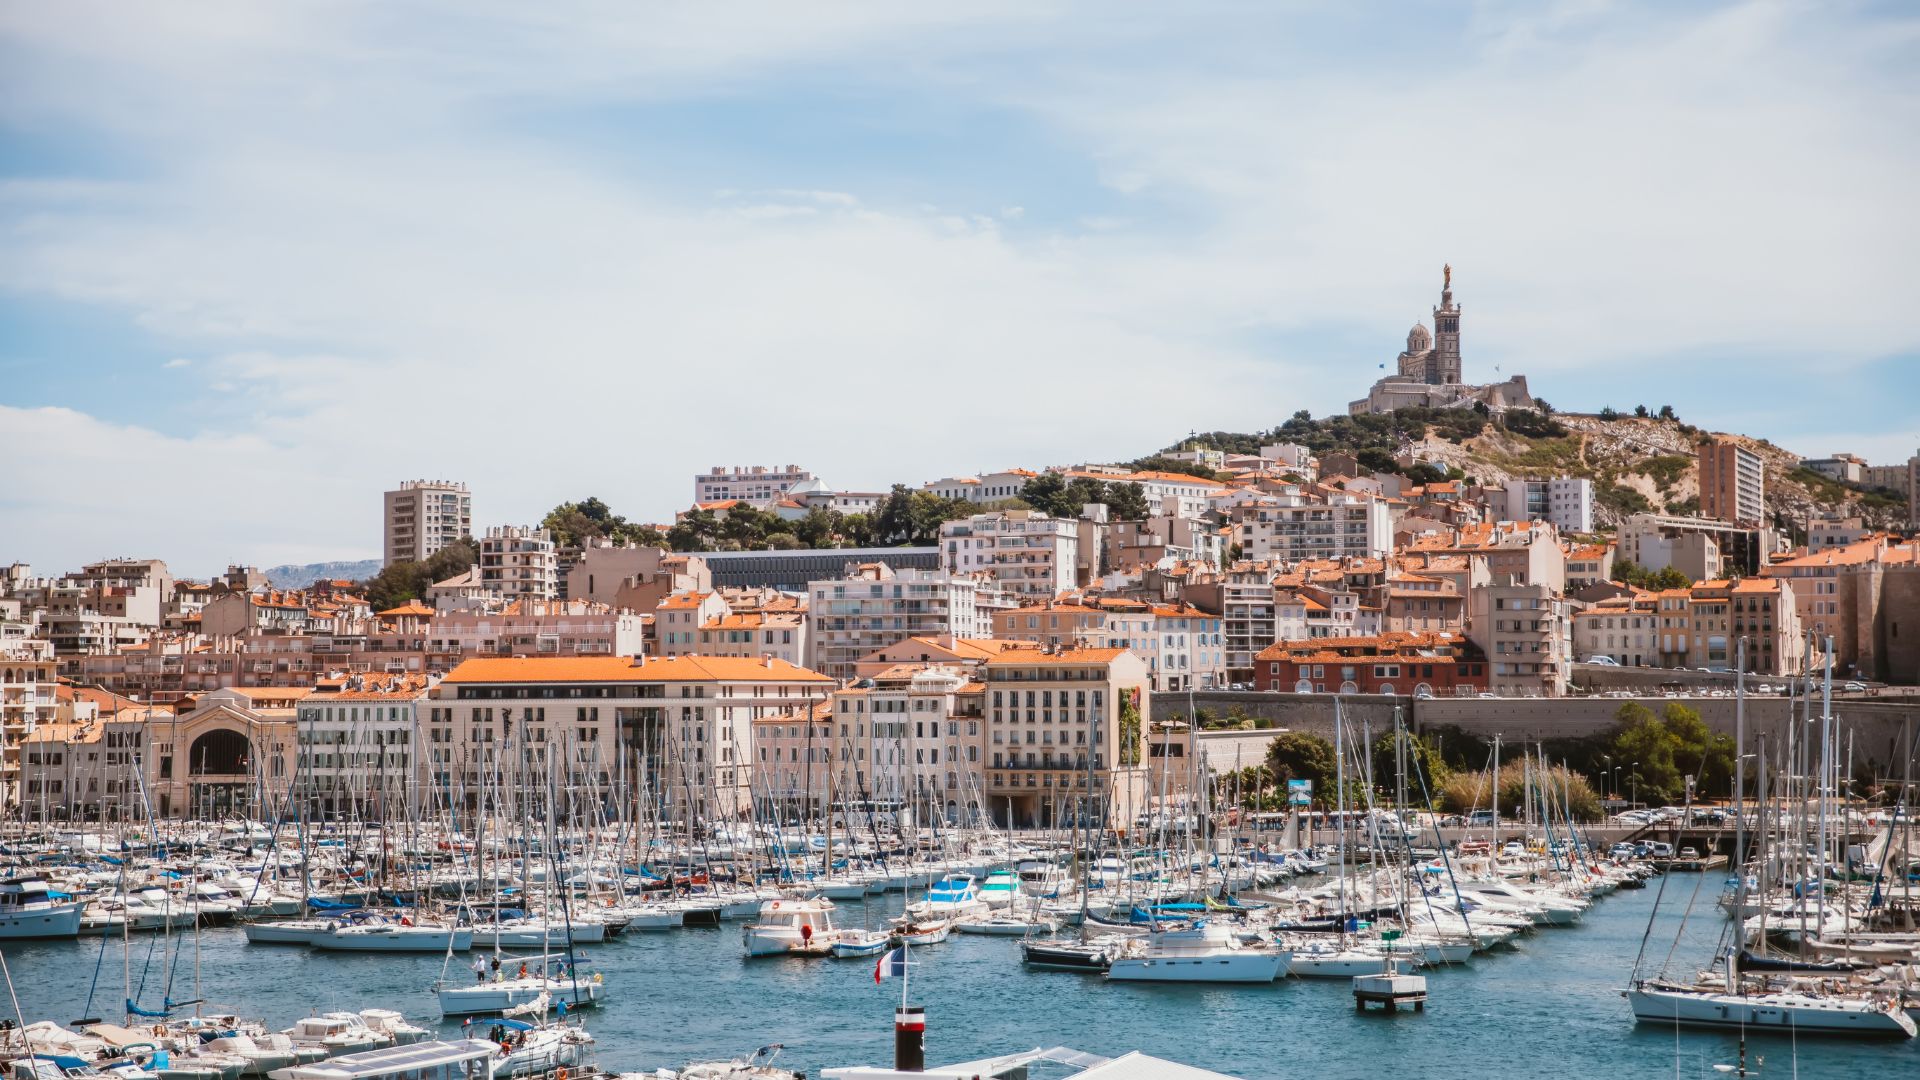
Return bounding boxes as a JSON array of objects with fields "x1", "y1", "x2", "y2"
[{"x1": 1430, "y1": 264, "x2": 1462, "y2": 385}]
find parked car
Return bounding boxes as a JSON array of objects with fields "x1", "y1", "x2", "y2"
[
  {"x1": 1843, "y1": 680, "x2": 1867, "y2": 692},
  {"x1": 1583, "y1": 655, "x2": 1620, "y2": 666}
]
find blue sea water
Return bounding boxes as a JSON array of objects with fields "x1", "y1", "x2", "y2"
[{"x1": 7, "y1": 876, "x2": 1915, "y2": 1079}]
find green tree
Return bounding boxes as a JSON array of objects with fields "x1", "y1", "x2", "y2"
[
  {"x1": 1263, "y1": 731, "x2": 1338, "y2": 801},
  {"x1": 1646, "y1": 566, "x2": 1693, "y2": 590},
  {"x1": 793, "y1": 507, "x2": 841, "y2": 549},
  {"x1": 1369, "y1": 732, "x2": 1452, "y2": 803},
  {"x1": 1438, "y1": 763, "x2": 1602, "y2": 821},
  {"x1": 1118, "y1": 692, "x2": 1143, "y2": 766},
  {"x1": 1019, "y1": 473, "x2": 1072, "y2": 517},
  {"x1": 361, "y1": 537, "x2": 476, "y2": 610},
  {"x1": 666, "y1": 509, "x2": 720, "y2": 552},
  {"x1": 1607, "y1": 702, "x2": 1685, "y2": 804},
  {"x1": 1106, "y1": 482, "x2": 1150, "y2": 521}
]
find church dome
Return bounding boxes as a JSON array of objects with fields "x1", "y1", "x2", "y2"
[{"x1": 1406, "y1": 322, "x2": 1432, "y2": 353}]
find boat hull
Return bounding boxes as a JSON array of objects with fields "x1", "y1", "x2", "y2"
[{"x1": 1625, "y1": 987, "x2": 1918, "y2": 1038}]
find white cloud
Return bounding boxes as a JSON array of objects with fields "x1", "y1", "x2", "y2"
[
  {"x1": 0, "y1": 1, "x2": 1914, "y2": 575},
  {"x1": 162, "y1": 357, "x2": 191, "y2": 369}
]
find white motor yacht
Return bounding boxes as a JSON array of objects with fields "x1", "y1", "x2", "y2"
[
  {"x1": 1106, "y1": 922, "x2": 1289, "y2": 984},
  {"x1": 742, "y1": 897, "x2": 837, "y2": 957}
]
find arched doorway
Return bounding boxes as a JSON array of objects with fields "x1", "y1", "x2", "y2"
[{"x1": 188, "y1": 729, "x2": 251, "y2": 775}]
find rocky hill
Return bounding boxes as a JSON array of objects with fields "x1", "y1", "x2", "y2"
[
  {"x1": 263, "y1": 559, "x2": 381, "y2": 589},
  {"x1": 1180, "y1": 407, "x2": 1909, "y2": 536}
]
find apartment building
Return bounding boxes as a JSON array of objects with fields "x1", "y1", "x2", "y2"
[
  {"x1": 654, "y1": 592, "x2": 731, "y2": 655},
  {"x1": 18, "y1": 709, "x2": 156, "y2": 823},
  {"x1": 694, "y1": 465, "x2": 814, "y2": 505},
  {"x1": 1233, "y1": 493, "x2": 1392, "y2": 563},
  {"x1": 981, "y1": 646, "x2": 1150, "y2": 829},
  {"x1": 426, "y1": 655, "x2": 832, "y2": 822},
  {"x1": 1762, "y1": 536, "x2": 1919, "y2": 680},
  {"x1": 694, "y1": 612, "x2": 807, "y2": 667},
  {"x1": 1, "y1": 622, "x2": 59, "y2": 805},
  {"x1": 825, "y1": 666, "x2": 985, "y2": 821},
  {"x1": 1572, "y1": 593, "x2": 1659, "y2": 667},
  {"x1": 1466, "y1": 576, "x2": 1570, "y2": 696},
  {"x1": 1860, "y1": 450, "x2": 1920, "y2": 529},
  {"x1": 1503, "y1": 477, "x2": 1594, "y2": 534},
  {"x1": 924, "y1": 470, "x2": 1040, "y2": 503},
  {"x1": 1407, "y1": 520, "x2": 1566, "y2": 593},
  {"x1": 383, "y1": 480, "x2": 471, "y2": 566},
  {"x1": 479, "y1": 526, "x2": 558, "y2": 602},
  {"x1": 564, "y1": 541, "x2": 711, "y2": 611},
  {"x1": 1801, "y1": 454, "x2": 1868, "y2": 484},
  {"x1": 291, "y1": 675, "x2": 429, "y2": 820},
  {"x1": 941, "y1": 510, "x2": 1080, "y2": 600},
  {"x1": 1565, "y1": 543, "x2": 1615, "y2": 589},
  {"x1": 1253, "y1": 631, "x2": 1488, "y2": 695},
  {"x1": 807, "y1": 563, "x2": 993, "y2": 682},
  {"x1": 1698, "y1": 439, "x2": 1766, "y2": 526}
]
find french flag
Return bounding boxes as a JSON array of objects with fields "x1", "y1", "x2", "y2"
[{"x1": 873, "y1": 946, "x2": 907, "y2": 983}]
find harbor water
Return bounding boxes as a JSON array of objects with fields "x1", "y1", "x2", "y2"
[{"x1": 8, "y1": 875, "x2": 1915, "y2": 1079}]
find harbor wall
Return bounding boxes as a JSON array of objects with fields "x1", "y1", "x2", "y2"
[{"x1": 1150, "y1": 691, "x2": 1919, "y2": 778}]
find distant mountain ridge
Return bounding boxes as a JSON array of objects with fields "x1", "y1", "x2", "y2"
[{"x1": 263, "y1": 559, "x2": 381, "y2": 589}]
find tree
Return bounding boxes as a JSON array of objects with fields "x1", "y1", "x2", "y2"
[
  {"x1": 361, "y1": 537, "x2": 476, "y2": 611},
  {"x1": 1125, "y1": 455, "x2": 1222, "y2": 482},
  {"x1": 1019, "y1": 473, "x2": 1072, "y2": 517},
  {"x1": 1657, "y1": 404, "x2": 1677, "y2": 421},
  {"x1": 1598, "y1": 407, "x2": 1620, "y2": 421},
  {"x1": 541, "y1": 496, "x2": 658, "y2": 547},
  {"x1": 1607, "y1": 702, "x2": 1685, "y2": 805},
  {"x1": 1369, "y1": 732, "x2": 1452, "y2": 803},
  {"x1": 1404, "y1": 463, "x2": 1448, "y2": 486},
  {"x1": 1263, "y1": 731, "x2": 1337, "y2": 800},
  {"x1": 1634, "y1": 404, "x2": 1650, "y2": 418},
  {"x1": 1646, "y1": 566, "x2": 1692, "y2": 591},
  {"x1": 1105, "y1": 481, "x2": 1150, "y2": 521},
  {"x1": 666, "y1": 509, "x2": 720, "y2": 552},
  {"x1": 1357, "y1": 447, "x2": 1400, "y2": 475},
  {"x1": 793, "y1": 507, "x2": 840, "y2": 549}
]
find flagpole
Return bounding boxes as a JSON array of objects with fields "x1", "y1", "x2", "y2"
[{"x1": 899, "y1": 938, "x2": 909, "y2": 1011}]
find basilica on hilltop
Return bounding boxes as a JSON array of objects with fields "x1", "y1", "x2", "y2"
[{"x1": 1347, "y1": 266, "x2": 1536, "y2": 415}]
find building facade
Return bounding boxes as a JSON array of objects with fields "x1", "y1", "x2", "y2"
[
  {"x1": 981, "y1": 647, "x2": 1150, "y2": 829},
  {"x1": 941, "y1": 511, "x2": 1080, "y2": 600},
  {"x1": 479, "y1": 526, "x2": 559, "y2": 602},
  {"x1": 694, "y1": 465, "x2": 815, "y2": 505},
  {"x1": 1698, "y1": 439, "x2": 1766, "y2": 526},
  {"x1": 384, "y1": 480, "x2": 471, "y2": 566},
  {"x1": 1504, "y1": 477, "x2": 1595, "y2": 534}
]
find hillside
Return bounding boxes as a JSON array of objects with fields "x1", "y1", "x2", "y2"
[
  {"x1": 264, "y1": 559, "x2": 381, "y2": 589},
  {"x1": 1178, "y1": 408, "x2": 1909, "y2": 535}
]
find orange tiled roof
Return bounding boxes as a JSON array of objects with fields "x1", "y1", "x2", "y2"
[{"x1": 442, "y1": 655, "x2": 830, "y2": 684}]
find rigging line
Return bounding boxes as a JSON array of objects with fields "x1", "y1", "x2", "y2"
[{"x1": 1657, "y1": 847, "x2": 1713, "y2": 979}]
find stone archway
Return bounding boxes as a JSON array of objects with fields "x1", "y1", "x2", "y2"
[{"x1": 188, "y1": 728, "x2": 251, "y2": 775}]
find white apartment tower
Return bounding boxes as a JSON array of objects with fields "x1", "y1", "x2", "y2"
[
  {"x1": 1504, "y1": 477, "x2": 1594, "y2": 534},
  {"x1": 479, "y1": 526, "x2": 559, "y2": 602},
  {"x1": 384, "y1": 480, "x2": 472, "y2": 566}
]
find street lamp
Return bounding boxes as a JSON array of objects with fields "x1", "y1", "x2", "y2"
[{"x1": 1631, "y1": 762, "x2": 1640, "y2": 809}]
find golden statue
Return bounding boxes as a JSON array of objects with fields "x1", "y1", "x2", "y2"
[{"x1": 1443, "y1": 263, "x2": 1452, "y2": 289}]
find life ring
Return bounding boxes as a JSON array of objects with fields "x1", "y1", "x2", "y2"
[{"x1": 557, "y1": 1069, "x2": 568, "y2": 1080}]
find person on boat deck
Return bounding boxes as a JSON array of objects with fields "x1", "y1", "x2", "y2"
[
  {"x1": 472, "y1": 956, "x2": 487, "y2": 983},
  {"x1": 518, "y1": 961, "x2": 528, "y2": 979},
  {"x1": 491, "y1": 955, "x2": 502, "y2": 981}
]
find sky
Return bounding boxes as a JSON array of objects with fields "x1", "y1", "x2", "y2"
[{"x1": 2, "y1": 0, "x2": 1916, "y2": 577}]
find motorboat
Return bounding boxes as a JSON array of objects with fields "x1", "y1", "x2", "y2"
[
  {"x1": 742, "y1": 898, "x2": 837, "y2": 958},
  {"x1": 976, "y1": 869, "x2": 1023, "y2": 909},
  {"x1": 1106, "y1": 922, "x2": 1288, "y2": 983},
  {"x1": 435, "y1": 962, "x2": 605, "y2": 1018},
  {"x1": 0, "y1": 877, "x2": 83, "y2": 939},
  {"x1": 828, "y1": 929, "x2": 892, "y2": 958}
]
